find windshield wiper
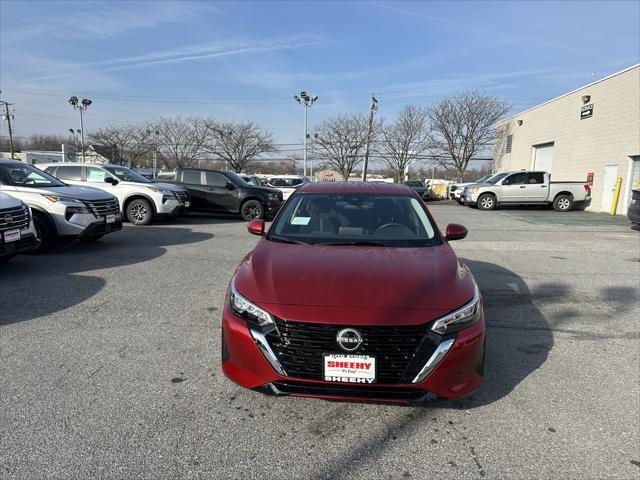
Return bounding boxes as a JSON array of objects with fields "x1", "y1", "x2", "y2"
[
  {"x1": 268, "y1": 235, "x2": 309, "y2": 245},
  {"x1": 315, "y1": 240, "x2": 393, "y2": 247}
]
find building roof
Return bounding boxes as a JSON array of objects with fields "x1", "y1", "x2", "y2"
[
  {"x1": 502, "y1": 63, "x2": 640, "y2": 121},
  {"x1": 299, "y1": 181, "x2": 413, "y2": 195}
]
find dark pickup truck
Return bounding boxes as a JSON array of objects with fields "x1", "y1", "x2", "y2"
[
  {"x1": 159, "y1": 168, "x2": 284, "y2": 221},
  {"x1": 628, "y1": 189, "x2": 640, "y2": 228}
]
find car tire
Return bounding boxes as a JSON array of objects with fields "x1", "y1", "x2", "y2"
[
  {"x1": 30, "y1": 212, "x2": 55, "y2": 254},
  {"x1": 477, "y1": 193, "x2": 496, "y2": 211},
  {"x1": 240, "y1": 200, "x2": 264, "y2": 221},
  {"x1": 126, "y1": 198, "x2": 153, "y2": 225},
  {"x1": 553, "y1": 194, "x2": 573, "y2": 212}
]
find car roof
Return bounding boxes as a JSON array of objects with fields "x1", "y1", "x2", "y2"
[
  {"x1": 36, "y1": 162, "x2": 118, "y2": 168},
  {"x1": 298, "y1": 181, "x2": 413, "y2": 195},
  {"x1": 0, "y1": 159, "x2": 28, "y2": 165}
]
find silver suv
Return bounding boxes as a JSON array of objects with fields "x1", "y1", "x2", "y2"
[
  {"x1": 0, "y1": 191, "x2": 38, "y2": 262},
  {"x1": 39, "y1": 163, "x2": 189, "y2": 225},
  {"x1": 0, "y1": 159, "x2": 122, "y2": 252}
]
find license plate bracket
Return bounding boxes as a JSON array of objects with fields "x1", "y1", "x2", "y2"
[
  {"x1": 2, "y1": 228, "x2": 21, "y2": 243},
  {"x1": 323, "y1": 353, "x2": 376, "y2": 384}
]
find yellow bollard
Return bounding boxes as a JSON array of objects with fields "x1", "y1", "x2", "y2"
[{"x1": 610, "y1": 176, "x2": 623, "y2": 215}]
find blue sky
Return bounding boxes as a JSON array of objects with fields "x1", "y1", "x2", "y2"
[{"x1": 1, "y1": 0, "x2": 638, "y2": 147}]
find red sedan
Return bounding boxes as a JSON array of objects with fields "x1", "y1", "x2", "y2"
[{"x1": 221, "y1": 181, "x2": 485, "y2": 404}]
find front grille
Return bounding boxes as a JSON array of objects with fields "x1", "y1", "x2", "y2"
[
  {"x1": 86, "y1": 198, "x2": 119, "y2": 218},
  {"x1": 174, "y1": 191, "x2": 189, "y2": 204},
  {"x1": 0, "y1": 205, "x2": 30, "y2": 232},
  {"x1": 266, "y1": 318, "x2": 439, "y2": 384},
  {"x1": 272, "y1": 381, "x2": 427, "y2": 401}
]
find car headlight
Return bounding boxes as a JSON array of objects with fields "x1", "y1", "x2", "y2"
[
  {"x1": 229, "y1": 284, "x2": 274, "y2": 326},
  {"x1": 267, "y1": 193, "x2": 280, "y2": 201},
  {"x1": 65, "y1": 205, "x2": 91, "y2": 220},
  {"x1": 430, "y1": 285, "x2": 481, "y2": 335},
  {"x1": 41, "y1": 194, "x2": 83, "y2": 204},
  {"x1": 470, "y1": 187, "x2": 480, "y2": 193},
  {"x1": 148, "y1": 186, "x2": 174, "y2": 195}
]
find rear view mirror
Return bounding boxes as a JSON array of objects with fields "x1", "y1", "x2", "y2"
[
  {"x1": 247, "y1": 219, "x2": 265, "y2": 236},
  {"x1": 445, "y1": 223, "x2": 468, "y2": 241},
  {"x1": 104, "y1": 177, "x2": 118, "y2": 185}
]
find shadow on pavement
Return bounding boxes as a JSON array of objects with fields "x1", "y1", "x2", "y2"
[{"x1": 0, "y1": 225, "x2": 213, "y2": 325}]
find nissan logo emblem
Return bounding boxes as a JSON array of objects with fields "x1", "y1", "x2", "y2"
[
  {"x1": 3, "y1": 213, "x2": 12, "y2": 224},
  {"x1": 336, "y1": 328, "x2": 363, "y2": 352}
]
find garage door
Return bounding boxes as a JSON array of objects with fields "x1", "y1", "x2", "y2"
[{"x1": 532, "y1": 143, "x2": 554, "y2": 173}]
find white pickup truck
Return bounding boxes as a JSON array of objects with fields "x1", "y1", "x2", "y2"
[{"x1": 464, "y1": 171, "x2": 591, "y2": 212}]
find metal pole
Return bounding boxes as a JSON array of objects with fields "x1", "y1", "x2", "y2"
[
  {"x1": 310, "y1": 135, "x2": 314, "y2": 179},
  {"x1": 303, "y1": 103, "x2": 308, "y2": 177},
  {"x1": 79, "y1": 108, "x2": 86, "y2": 163},
  {"x1": 153, "y1": 148, "x2": 157, "y2": 176},
  {"x1": 3, "y1": 102, "x2": 15, "y2": 159}
]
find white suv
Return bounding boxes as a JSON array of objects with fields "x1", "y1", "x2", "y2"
[
  {"x1": 266, "y1": 176, "x2": 310, "y2": 200},
  {"x1": 39, "y1": 163, "x2": 190, "y2": 225}
]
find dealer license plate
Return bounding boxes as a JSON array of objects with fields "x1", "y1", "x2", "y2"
[
  {"x1": 2, "y1": 228, "x2": 20, "y2": 243},
  {"x1": 324, "y1": 354, "x2": 376, "y2": 384},
  {"x1": 106, "y1": 214, "x2": 116, "y2": 224}
]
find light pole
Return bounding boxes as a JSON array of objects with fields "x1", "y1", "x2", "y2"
[
  {"x1": 294, "y1": 91, "x2": 318, "y2": 177},
  {"x1": 146, "y1": 129, "x2": 160, "y2": 176},
  {"x1": 68, "y1": 96, "x2": 92, "y2": 162},
  {"x1": 307, "y1": 132, "x2": 318, "y2": 180}
]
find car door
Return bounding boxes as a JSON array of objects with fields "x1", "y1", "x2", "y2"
[
  {"x1": 205, "y1": 171, "x2": 238, "y2": 212},
  {"x1": 500, "y1": 172, "x2": 527, "y2": 202},
  {"x1": 85, "y1": 166, "x2": 123, "y2": 202},
  {"x1": 524, "y1": 172, "x2": 548, "y2": 201},
  {"x1": 53, "y1": 165, "x2": 83, "y2": 186},
  {"x1": 179, "y1": 170, "x2": 210, "y2": 211}
]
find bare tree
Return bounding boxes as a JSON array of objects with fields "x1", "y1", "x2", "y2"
[
  {"x1": 314, "y1": 114, "x2": 370, "y2": 180},
  {"x1": 429, "y1": 90, "x2": 511, "y2": 181},
  {"x1": 152, "y1": 116, "x2": 209, "y2": 169},
  {"x1": 377, "y1": 105, "x2": 431, "y2": 183},
  {"x1": 25, "y1": 134, "x2": 67, "y2": 151},
  {"x1": 205, "y1": 120, "x2": 275, "y2": 173},
  {"x1": 88, "y1": 123, "x2": 154, "y2": 167}
]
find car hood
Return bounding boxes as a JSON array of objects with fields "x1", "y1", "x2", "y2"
[
  {"x1": 245, "y1": 185, "x2": 281, "y2": 195},
  {"x1": 233, "y1": 240, "x2": 476, "y2": 320},
  {"x1": 10, "y1": 185, "x2": 116, "y2": 200}
]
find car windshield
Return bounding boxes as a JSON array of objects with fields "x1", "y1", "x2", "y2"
[
  {"x1": 224, "y1": 171, "x2": 250, "y2": 187},
  {"x1": 268, "y1": 193, "x2": 441, "y2": 247},
  {"x1": 476, "y1": 175, "x2": 491, "y2": 183},
  {"x1": 0, "y1": 163, "x2": 66, "y2": 188},
  {"x1": 104, "y1": 166, "x2": 152, "y2": 183},
  {"x1": 485, "y1": 172, "x2": 510, "y2": 184},
  {"x1": 242, "y1": 175, "x2": 263, "y2": 186}
]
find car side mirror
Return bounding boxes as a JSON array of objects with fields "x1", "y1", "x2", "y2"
[
  {"x1": 104, "y1": 177, "x2": 118, "y2": 185},
  {"x1": 445, "y1": 223, "x2": 468, "y2": 241},
  {"x1": 247, "y1": 219, "x2": 265, "y2": 236},
  {"x1": 225, "y1": 182, "x2": 235, "y2": 190}
]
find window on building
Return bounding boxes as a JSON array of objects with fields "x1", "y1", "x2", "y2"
[
  {"x1": 181, "y1": 170, "x2": 202, "y2": 185},
  {"x1": 56, "y1": 166, "x2": 82, "y2": 181},
  {"x1": 506, "y1": 135, "x2": 513, "y2": 153}
]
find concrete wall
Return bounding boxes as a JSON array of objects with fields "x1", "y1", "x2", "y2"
[{"x1": 495, "y1": 65, "x2": 640, "y2": 214}]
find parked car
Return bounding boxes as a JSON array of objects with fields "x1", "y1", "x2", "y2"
[
  {"x1": 464, "y1": 171, "x2": 591, "y2": 212},
  {"x1": 0, "y1": 159, "x2": 121, "y2": 252},
  {"x1": 161, "y1": 168, "x2": 283, "y2": 221},
  {"x1": 266, "y1": 176, "x2": 310, "y2": 200},
  {"x1": 403, "y1": 180, "x2": 428, "y2": 199},
  {"x1": 39, "y1": 163, "x2": 189, "y2": 225},
  {"x1": 628, "y1": 189, "x2": 640, "y2": 228},
  {"x1": 450, "y1": 175, "x2": 492, "y2": 204},
  {"x1": 221, "y1": 181, "x2": 485, "y2": 403},
  {"x1": 239, "y1": 174, "x2": 264, "y2": 187},
  {"x1": 0, "y1": 191, "x2": 38, "y2": 262}
]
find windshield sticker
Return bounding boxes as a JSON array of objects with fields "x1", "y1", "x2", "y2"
[{"x1": 291, "y1": 216, "x2": 311, "y2": 225}]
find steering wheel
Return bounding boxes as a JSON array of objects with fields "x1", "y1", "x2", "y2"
[{"x1": 374, "y1": 222, "x2": 407, "y2": 234}]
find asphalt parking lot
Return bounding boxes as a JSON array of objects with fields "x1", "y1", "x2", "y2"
[{"x1": 1, "y1": 202, "x2": 639, "y2": 479}]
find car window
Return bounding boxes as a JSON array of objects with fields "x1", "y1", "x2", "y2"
[
  {"x1": 269, "y1": 193, "x2": 441, "y2": 247},
  {"x1": 502, "y1": 172, "x2": 526, "y2": 185},
  {"x1": 86, "y1": 167, "x2": 111, "y2": 182},
  {"x1": 104, "y1": 166, "x2": 152, "y2": 183},
  {"x1": 181, "y1": 170, "x2": 202, "y2": 185},
  {"x1": 206, "y1": 172, "x2": 228, "y2": 187},
  {"x1": 270, "y1": 178, "x2": 302, "y2": 187},
  {"x1": 486, "y1": 173, "x2": 509, "y2": 184},
  {"x1": 527, "y1": 172, "x2": 545, "y2": 184},
  {"x1": 56, "y1": 166, "x2": 82, "y2": 181},
  {"x1": 44, "y1": 166, "x2": 57, "y2": 177},
  {"x1": 0, "y1": 163, "x2": 66, "y2": 188}
]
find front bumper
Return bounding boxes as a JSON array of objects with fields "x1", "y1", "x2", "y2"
[
  {"x1": 465, "y1": 192, "x2": 480, "y2": 204},
  {"x1": 221, "y1": 303, "x2": 485, "y2": 403},
  {"x1": 0, "y1": 232, "x2": 37, "y2": 257},
  {"x1": 157, "y1": 197, "x2": 190, "y2": 216}
]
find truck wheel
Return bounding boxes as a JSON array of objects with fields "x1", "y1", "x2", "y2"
[
  {"x1": 30, "y1": 212, "x2": 55, "y2": 254},
  {"x1": 477, "y1": 193, "x2": 496, "y2": 211},
  {"x1": 553, "y1": 194, "x2": 573, "y2": 212},
  {"x1": 126, "y1": 199, "x2": 153, "y2": 225},
  {"x1": 240, "y1": 200, "x2": 264, "y2": 221}
]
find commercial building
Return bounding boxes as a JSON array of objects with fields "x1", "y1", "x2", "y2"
[{"x1": 494, "y1": 64, "x2": 640, "y2": 214}]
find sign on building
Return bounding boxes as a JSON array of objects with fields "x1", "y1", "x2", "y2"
[{"x1": 580, "y1": 104, "x2": 594, "y2": 120}]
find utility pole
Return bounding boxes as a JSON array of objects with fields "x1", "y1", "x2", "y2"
[
  {"x1": 307, "y1": 132, "x2": 318, "y2": 180},
  {"x1": 68, "y1": 96, "x2": 92, "y2": 162},
  {"x1": 294, "y1": 91, "x2": 318, "y2": 177},
  {"x1": 361, "y1": 93, "x2": 378, "y2": 182},
  {"x1": 1, "y1": 93, "x2": 16, "y2": 159}
]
